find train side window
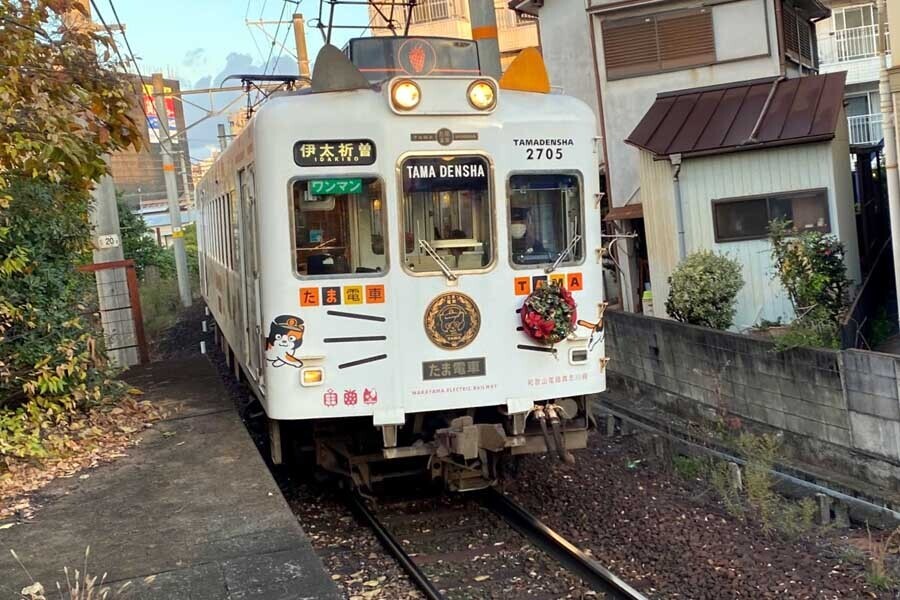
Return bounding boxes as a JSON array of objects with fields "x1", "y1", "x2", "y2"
[
  {"x1": 508, "y1": 173, "x2": 583, "y2": 268},
  {"x1": 290, "y1": 178, "x2": 387, "y2": 277},
  {"x1": 400, "y1": 155, "x2": 494, "y2": 274}
]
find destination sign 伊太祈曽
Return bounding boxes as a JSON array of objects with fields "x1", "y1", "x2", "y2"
[
  {"x1": 310, "y1": 178, "x2": 363, "y2": 196},
  {"x1": 294, "y1": 139, "x2": 376, "y2": 167}
]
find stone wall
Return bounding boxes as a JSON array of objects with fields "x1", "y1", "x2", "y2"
[{"x1": 604, "y1": 311, "x2": 900, "y2": 492}]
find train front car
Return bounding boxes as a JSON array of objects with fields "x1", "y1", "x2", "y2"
[{"x1": 251, "y1": 39, "x2": 606, "y2": 491}]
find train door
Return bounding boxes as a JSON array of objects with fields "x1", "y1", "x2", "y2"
[
  {"x1": 391, "y1": 153, "x2": 506, "y2": 414},
  {"x1": 239, "y1": 167, "x2": 264, "y2": 383}
]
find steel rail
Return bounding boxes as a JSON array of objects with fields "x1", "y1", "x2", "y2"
[
  {"x1": 347, "y1": 493, "x2": 445, "y2": 600},
  {"x1": 480, "y1": 489, "x2": 648, "y2": 600}
]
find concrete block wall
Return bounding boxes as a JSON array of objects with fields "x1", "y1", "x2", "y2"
[{"x1": 604, "y1": 311, "x2": 900, "y2": 489}]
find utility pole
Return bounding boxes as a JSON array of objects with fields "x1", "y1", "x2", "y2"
[
  {"x1": 468, "y1": 0, "x2": 502, "y2": 79},
  {"x1": 293, "y1": 13, "x2": 311, "y2": 79},
  {"x1": 89, "y1": 158, "x2": 139, "y2": 367},
  {"x1": 877, "y1": 0, "x2": 900, "y2": 327},
  {"x1": 217, "y1": 123, "x2": 228, "y2": 151},
  {"x1": 152, "y1": 72, "x2": 192, "y2": 307}
]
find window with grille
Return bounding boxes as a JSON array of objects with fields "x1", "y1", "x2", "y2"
[{"x1": 602, "y1": 8, "x2": 715, "y2": 79}]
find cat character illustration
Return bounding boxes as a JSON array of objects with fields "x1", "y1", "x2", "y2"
[{"x1": 265, "y1": 315, "x2": 305, "y2": 368}]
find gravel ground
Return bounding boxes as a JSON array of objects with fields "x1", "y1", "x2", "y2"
[
  {"x1": 504, "y1": 436, "x2": 898, "y2": 599},
  {"x1": 158, "y1": 309, "x2": 898, "y2": 599}
]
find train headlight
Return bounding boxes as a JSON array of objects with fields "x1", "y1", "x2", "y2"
[
  {"x1": 391, "y1": 80, "x2": 421, "y2": 111},
  {"x1": 301, "y1": 367, "x2": 324, "y2": 386},
  {"x1": 467, "y1": 80, "x2": 496, "y2": 111}
]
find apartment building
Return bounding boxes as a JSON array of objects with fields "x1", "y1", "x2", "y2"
[
  {"x1": 817, "y1": 1, "x2": 892, "y2": 146},
  {"x1": 368, "y1": 0, "x2": 539, "y2": 70}
]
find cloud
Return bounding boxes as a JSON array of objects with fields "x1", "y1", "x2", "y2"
[{"x1": 183, "y1": 48, "x2": 207, "y2": 68}]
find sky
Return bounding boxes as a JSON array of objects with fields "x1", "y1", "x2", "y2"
[{"x1": 108, "y1": 0, "x2": 370, "y2": 160}]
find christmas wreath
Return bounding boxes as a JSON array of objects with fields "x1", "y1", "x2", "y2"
[{"x1": 521, "y1": 283, "x2": 577, "y2": 344}]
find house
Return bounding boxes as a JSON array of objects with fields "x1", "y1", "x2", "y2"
[
  {"x1": 816, "y1": 0, "x2": 891, "y2": 146},
  {"x1": 626, "y1": 72, "x2": 860, "y2": 329},
  {"x1": 367, "y1": 0, "x2": 539, "y2": 70},
  {"x1": 511, "y1": 0, "x2": 830, "y2": 313}
]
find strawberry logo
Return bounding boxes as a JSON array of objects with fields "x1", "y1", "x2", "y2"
[{"x1": 408, "y1": 45, "x2": 426, "y2": 73}]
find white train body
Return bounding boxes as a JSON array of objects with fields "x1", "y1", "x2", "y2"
[{"x1": 197, "y1": 41, "x2": 607, "y2": 488}]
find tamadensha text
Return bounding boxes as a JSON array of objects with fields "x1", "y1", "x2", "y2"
[{"x1": 513, "y1": 138, "x2": 574, "y2": 147}]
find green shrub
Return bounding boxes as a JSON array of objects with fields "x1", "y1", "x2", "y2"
[
  {"x1": 769, "y1": 219, "x2": 850, "y2": 323},
  {"x1": 666, "y1": 250, "x2": 744, "y2": 329},
  {"x1": 769, "y1": 220, "x2": 851, "y2": 349},
  {"x1": 118, "y1": 197, "x2": 174, "y2": 280}
]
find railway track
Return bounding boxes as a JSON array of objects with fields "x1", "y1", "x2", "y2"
[{"x1": 348, "y1": 489, "x2": 648, "y2": 600}]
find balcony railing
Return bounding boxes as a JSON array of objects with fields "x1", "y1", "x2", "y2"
[
  {"x1": 848, "y1": 113, "x2": 883, "y2": 145},
  {"x1": 408, "y1": 0, "x2": 465, "y2": 24},
  {"x1": 818, "y1": 24, "x2": 890, "y2": 64}
]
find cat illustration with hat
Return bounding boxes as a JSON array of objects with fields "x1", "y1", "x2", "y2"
[{"x1": 265, "y1": 315, "x2": 305, "y2": 368}]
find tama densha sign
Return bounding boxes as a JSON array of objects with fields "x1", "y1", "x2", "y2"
[{"x1": 402, "y1": 156, "x2": 488, "y2": 193}]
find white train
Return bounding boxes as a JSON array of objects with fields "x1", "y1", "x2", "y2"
[{"x1": 196, "y1": 37, "x2": 608, "y2": 490}]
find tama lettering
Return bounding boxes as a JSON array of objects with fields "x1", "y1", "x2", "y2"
[
  {"x1": 405, "y1": 163, "x2": 486, "y2": 179},
  {"x1": 514, "y1": 138, "x2": 573, "y2": 161}
]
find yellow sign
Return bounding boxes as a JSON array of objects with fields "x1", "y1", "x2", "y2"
[
  {"x1": 423, "y1": 292, "x2": 481, "y2": 350},
  {"x1": 343, "y1": 285, "x2": 364, "y2": 305}
]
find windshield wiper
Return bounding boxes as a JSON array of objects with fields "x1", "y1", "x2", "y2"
[
  {"x1": 419, "y1": 239, "x2": 458, "y2": 281},
  {"x1": 545, "y1": 234, "x2": 582, "y2": 275}
]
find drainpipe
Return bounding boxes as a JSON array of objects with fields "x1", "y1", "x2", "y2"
[
  {"x1": 877, "y1": 0, "x2": 900, "y2": 329},
  {"x1": 669, "y1": 153, "x2": 686, "y2": 260}
]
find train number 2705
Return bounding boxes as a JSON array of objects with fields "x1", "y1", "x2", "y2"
[{"x1": 525, "y1": 147, "x2": 564, "y2": 160}]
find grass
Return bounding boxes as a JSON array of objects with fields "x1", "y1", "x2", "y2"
[
  {"x1": 8, "y1": 546, "x2": 141, "y2": 599},
  {"x1": 139, "y1": 276, "x2": 182, "y2": 345},
  {"x1": 668, "y1": 433, "x2": 817, "y2": 537},
  {"x1": 865, "y1": 525, "x2": 900, "y2": 591}
]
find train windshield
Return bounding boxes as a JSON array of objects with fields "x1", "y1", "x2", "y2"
[
  {"x1": 508, "y1": 174, "x2": 583, "y2": 267},
  {"x1": 291, "y1": 178, "x2": 387, "y2": 277},
  {"x1": 401, "y1": 155, "x2": 493, "y2": 274}
]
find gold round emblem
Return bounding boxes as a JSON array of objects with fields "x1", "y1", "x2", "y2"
[{"x1": 423, "y1": 292, "x2": 481, "y2": 350}]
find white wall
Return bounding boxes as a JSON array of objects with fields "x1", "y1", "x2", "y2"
[
  {"x1": 592, "y1": 0, "x2": 783, "y2": 207},
  {"x1": 666, "y1": 142, "x2": 857, "y2": 330},
  {"x1": 534, "y1": 0, "x2": 602, "y2": 140}
]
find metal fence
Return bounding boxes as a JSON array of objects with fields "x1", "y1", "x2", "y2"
[
  {"x1": 818, "y1": 24, "x2": 890, "y2": 64},
  {"x1": 848, "y1": 113, "x2": 883, "y2": 145}
]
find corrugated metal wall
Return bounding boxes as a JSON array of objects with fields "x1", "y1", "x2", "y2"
[
  {"x1": 638, "y1": 150, "x2": 677, "y2": 314},
  {"x1": 640, "y1": 141, "x2": 855, "y2": 331}
]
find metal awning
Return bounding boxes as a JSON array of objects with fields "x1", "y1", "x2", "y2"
[
  {"x1": 626, "y1": 72, "x2": 847, "y2": 159},
  {"x1": 604, "y1": 204, "x2": 643, "y2": 221}
]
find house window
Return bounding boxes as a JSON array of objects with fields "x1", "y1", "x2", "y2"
[
  {"x1": 712, "y1": 189, "x2": 830, "y2": 242},
  {"x1": 782, "y1": 4, "x2": 816, "y2": 68},
  {"x1": 602, "y1": 8, "x2": 715, "y2": 79}
]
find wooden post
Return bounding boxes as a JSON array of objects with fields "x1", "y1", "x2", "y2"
[{"x1": 125, "y1": 261, "x2": 150, "y2": 364}]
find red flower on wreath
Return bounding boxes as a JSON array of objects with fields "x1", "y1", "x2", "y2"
[{"x1": 520, "y1": 283, "x2": 577, "y2": 345}]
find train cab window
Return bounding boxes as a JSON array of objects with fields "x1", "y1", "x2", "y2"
[
  {"x1": 508, "y1": 174, "x2": 583, "y2": 267},
  {"x1": 291, "y1": 178, "x2": 387, "y2": 277},
  {"x1": 400, "y1": 155, "x2": 493, "y2": 274}
]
